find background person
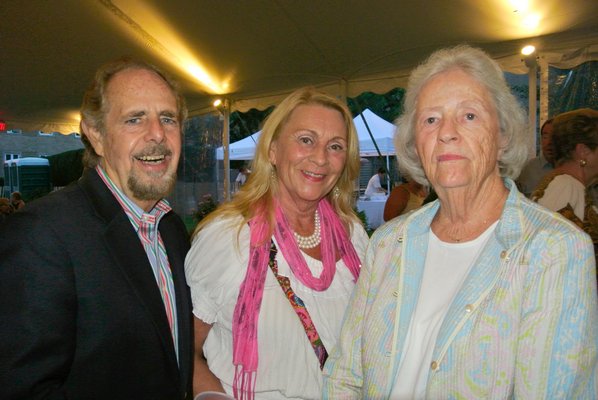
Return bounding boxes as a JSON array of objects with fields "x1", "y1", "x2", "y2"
[
  {"x1": 0, "y1": 198, "x2": 13, "y2": 222},
  {"x1": 383, "y1": 176, "x2": 428, "y2": 221},
  {"x1": 9, "y1": 191, "x2": 25, "y2": 210},
  {"x1": 517, "y1": 118, "x2": 555, "y2": 197},
  {"x1": 185, "y1": 87, "x2": 368, "y2": 399},
  {"x1": 0, "y1": 58, "x2": 193, "y2": 399},
  {"x1": 323, "y1": 45, "x2": 598, "y2": 399},
  {"x1": 364, "y1": 167, "x2": 387, "y2": 197},
  {"x1": 234, "y1": 166, "x2": 249, "y2": 192},
  {"x1": 531, "y1": 108, "x2": 598, "y2": 284}
]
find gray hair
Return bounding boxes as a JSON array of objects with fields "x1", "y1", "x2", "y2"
[{"x1": 395, "y1": 45, "x2": 528, "y2": 185}]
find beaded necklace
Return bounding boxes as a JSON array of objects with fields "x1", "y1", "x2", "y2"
[{"x1": 292, "y1": 211, "x2": 321, "y2": 249}]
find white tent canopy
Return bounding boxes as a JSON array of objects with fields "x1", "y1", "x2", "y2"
[
  {"x1": 216, "y1": 109, "x2": 396, "y2": 160},
  {"x1": 216, "y1": 131, "x2": 262, "y2": 161},
  {"x1": 354, "y1": 109, "x2": 396, "y2": 157},
  {"x1": 2, "y1": 1, "x2": 598, "y2": 134}
]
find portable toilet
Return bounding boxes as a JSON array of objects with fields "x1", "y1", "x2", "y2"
[{"x1": 3, "y1": 157, "x2": 52, "y2": 201}]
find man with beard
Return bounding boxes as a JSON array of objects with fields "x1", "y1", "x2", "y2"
[{"x1": 0, "y1": 58, "x2": 193, "y2": 399}]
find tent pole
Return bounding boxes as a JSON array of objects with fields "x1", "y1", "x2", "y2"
[
  {"x1": 387, "y1": 155, "x2": 391, "y2": 185},
  {"x1": 539, "y1": 55, "x2": 549, "y2": 143},
  {"x1": 222, "y1": 99, "x2": 231, "y2": 202},
  {"x1": 527, "y1": 60, "x2": 538, "y2": 159},
  {"x1": 339, "y1": 78, "x2": 348, "y2": 103}
]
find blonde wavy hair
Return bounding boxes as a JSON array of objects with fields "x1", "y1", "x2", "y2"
[{"x1": 193, "y1": 87, "x2": 361, "y2": 240}]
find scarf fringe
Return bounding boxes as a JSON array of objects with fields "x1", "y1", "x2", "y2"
[{"x1": 233, "y1": 365, "x2": 256, "y2": 400}]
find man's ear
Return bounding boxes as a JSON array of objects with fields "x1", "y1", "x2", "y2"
[{"x1": 81, "y1": 121, "x2": 105, "y2": 158}]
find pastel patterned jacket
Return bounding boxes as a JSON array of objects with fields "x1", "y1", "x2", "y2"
[{"x1": 323, "y1": 179, "x2": 598, "y2": 399}]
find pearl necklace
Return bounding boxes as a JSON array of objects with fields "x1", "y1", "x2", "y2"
[{"x1": 293, "y1": 211, "x2": 321, "y2": 249}]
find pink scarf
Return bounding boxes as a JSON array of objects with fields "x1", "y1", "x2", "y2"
[{"x1": 232, "y1": 199, "x2": 361, "y2": 400}]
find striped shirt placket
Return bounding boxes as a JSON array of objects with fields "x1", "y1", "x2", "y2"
[{"x1": 96, "y1": 166, "x2": 179, "y2": 363}]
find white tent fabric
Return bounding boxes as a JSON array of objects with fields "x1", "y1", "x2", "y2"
[
  {"x1": 216, "y1": 109, "x2": 396, "y2": 160},
  {"x1": 354, "y1": 109, "x2": 396, "y2": 157},
  {"x1": 216, "y1": 131, "x2": 262, "y2": 160},
  {"x1": 3, "y1": 1, "x2": 598, "y2": 133}
]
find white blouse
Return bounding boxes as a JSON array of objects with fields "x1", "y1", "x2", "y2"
[
  {"x1": 185, "y1": 215, "x2": 369, "y2": 400},
  {"x1": 537, "y1": 174, "x2": 586, "y2": 220}
]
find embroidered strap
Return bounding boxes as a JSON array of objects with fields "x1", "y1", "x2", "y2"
[{"x1": 267, "y1": 240, "x2": 328, "y2": 369}]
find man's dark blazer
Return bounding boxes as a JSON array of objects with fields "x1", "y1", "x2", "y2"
[{"x1": 0, "y1": 168, "x2": 193, "y2": 399}]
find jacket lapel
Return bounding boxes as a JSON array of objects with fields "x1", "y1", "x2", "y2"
[
  {"x1": 388, "y1": 179, "x2": 524, "y2": 387},
  {"x1": 431, "y1": 234, "x2": 503, "y2": 359},
  {"x1": 431, "y1": 179, "x2": 524, "y2": 362},
  {"x1": 79, "y1": 169, "x2": 181, "y2": 381},
  {"x1": 388, "y1": 204, "x2": 438, "y2": 386},
  {"x1": 160, "y1": 216, "x2": 193, "y2": 392}
]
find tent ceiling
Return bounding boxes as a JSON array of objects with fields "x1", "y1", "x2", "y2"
[{"x1": 2, "y1": 0, "x2": 598, "y2": 133}]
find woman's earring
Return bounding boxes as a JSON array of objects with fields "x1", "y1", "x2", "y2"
[
  {"x1": 580, "y1": 159, "x2": 587, "y2": 167},
  {"x1": 333, "y1": 187, "x2": 340, "y2": 198}
]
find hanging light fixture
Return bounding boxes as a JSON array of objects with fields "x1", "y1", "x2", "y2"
[
  {"x1": 521, "y1": 45, "x2": 536, "y2": 56},
  {"x1": 521, "y1": 45, "x2": 538, "y2": 68}
]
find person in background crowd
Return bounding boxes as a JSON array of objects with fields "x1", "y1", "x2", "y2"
[
  {"x1": 517, "y1": 118, "x2": 555, "y2": 197},
  {"x1": 0, "y1": 198, "x2": 13, "y2": 222},
  {"x1": 185, "y1": 87, "x2": 368, "y2": 399},
  {"x1": 531, "y1": 108, "x2": 598, "y2": 285},
  {"x1": 364, "y1": 167, "x2": 387, "y2": 197},
  {"x1": 234, "y1": 166, "x2": 249, "y2": 192},
  {"x1": 9, "y1": 191, "x2": 25, "y2": 210},
  {"x1": 323, "y1": 45, "x2": 598, "y2": 399},
  {"x1": 0, "y1": 58, "x2": 193, "y2": 399},
  {"x1": 383, "y1": 176, "x2": 428, "y2": 221}
]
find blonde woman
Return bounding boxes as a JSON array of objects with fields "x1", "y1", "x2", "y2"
[{"x1": 185, "y1": 87, "x2": 368, "y2": 399}]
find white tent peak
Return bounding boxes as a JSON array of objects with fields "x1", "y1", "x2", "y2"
[
  {"x1": 216, "y1": 108, "x2": 397, "y2": 160},
  {"x1": 353, "y1": 109, "x2": 397, "y2": 157},
  {"x1": 216, "y1": 131, "x2": 261, "y2": 161}
]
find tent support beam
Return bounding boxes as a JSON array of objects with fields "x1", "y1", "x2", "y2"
[
  {"x1": 527, "y1": 61, "x2": 538, "y2": 159},
  {"x1": 221, "y1": 99, "x2": 231, "y2": 202}
]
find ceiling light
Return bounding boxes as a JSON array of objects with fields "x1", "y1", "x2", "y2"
[
  {"x1": 521, "y1": 45, "x2": 536, "y2": 56},
  {"x1": 509, "y1": 0, "x2": 529, "y2": 13},
  {"x1": 522, "y1": 13, "x2": 540, "y2": 29}
]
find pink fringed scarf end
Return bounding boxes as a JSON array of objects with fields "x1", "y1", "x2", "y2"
[
  {"x1": 233, "y1": 365, "x2": 257, "y2": 400},
  {"x1": 231, "y1": 214, "x2": 270, "y2": 399}
]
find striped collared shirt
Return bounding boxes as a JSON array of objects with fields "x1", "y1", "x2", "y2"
[{"x1": 96, "y1": 166, "x2": 179, "y2": 362}]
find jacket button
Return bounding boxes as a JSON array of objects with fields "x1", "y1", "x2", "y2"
[
  {"x1": 397, "y1": 236, "x2": 403, "y2": 243},
  {"x1": 500, "y1": 250, "x2": 507, "y2": 259},
  {"x1": 392, "y1": 290, "x2": 399, "y2": 297},
  {"x1": 465, "y1": 304, "x2": 474, "y2": 313},
  {"x1": 430, "y1": 361, "x2": 439, "y2": 371}
]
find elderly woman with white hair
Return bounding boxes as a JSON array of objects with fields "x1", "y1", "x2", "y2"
[{"x1": 323, "y1": 45, "x2": 598, "y2": 399}]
